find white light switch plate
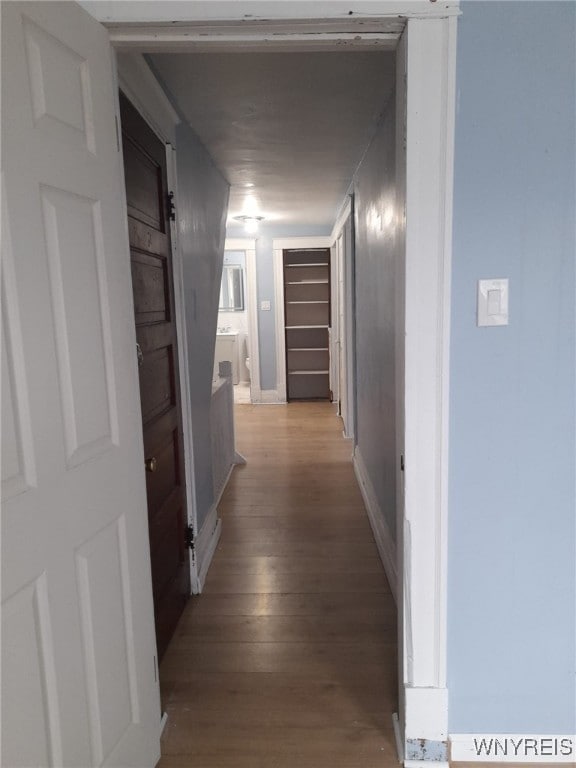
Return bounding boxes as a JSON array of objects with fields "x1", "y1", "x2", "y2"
[
  {"x1": 477, "y1": 278, "x2": 509, "y2": 326},
  {"x1": 260, "y1": 300, "x2": 271, "y2": 311}
]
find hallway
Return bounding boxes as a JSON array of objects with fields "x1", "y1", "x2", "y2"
[{"x1": 158, "y1": 402, "x2": 398, "y2": 768}]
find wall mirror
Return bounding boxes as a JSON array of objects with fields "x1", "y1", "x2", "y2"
[{"x1": 219, "y1": 265, "x2": 244, "y2": 311}]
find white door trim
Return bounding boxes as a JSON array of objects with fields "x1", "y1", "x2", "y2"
[
  {"x1": 106, "y1": 17, "x2": 403, "y2": 52},
  {"x1": 329, "y1": 241, "x2": 339, "y2": 406},
  {"x1": 329, "y1": 195, "x2": 354, "y2": 434},
  {"x1": 224, "y1": 238, "x2": 258, "y2": 401},
  {"x1": 330, "y1": 195, "x2": 352, "y2": 243},
  {"x1": 343, "y1": 209, "x2": 357, "y2": 442},
  {"x1": 272, "y1": 236, "x2": 333, "y2": 403},
  {"x1": 116, "y1": 52, "x2": 179, "y2": 145},
  {"x1": 165, "y1": 146, "x2": 201, "y2": 593},
  {"x1": 401, "y1": 14, "x2": 458, "y2": 763}
]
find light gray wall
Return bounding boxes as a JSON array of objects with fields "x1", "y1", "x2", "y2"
[
  {"x1": 353, "y1": 98, "x2": 399, "y2": 539},
  {"x1": 223, "y1": 251, "x2": 246, "y2": 267},
  {"x1": 226, "y1": 223, "x2": 331, "y2": 392},
  {"x1": 448, "y1": 1, "x2": 576, "y2": 733},
  {"x1": 176, "y1": 121, "x2": 230, "y2": 531}
]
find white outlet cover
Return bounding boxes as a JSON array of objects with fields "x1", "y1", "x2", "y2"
[
  {"x1": 477, "y1": 278, "x2": 509, "y2": 326},
  {"x1": 260, "y1": 300, "x2": 271, "y2": 311}
]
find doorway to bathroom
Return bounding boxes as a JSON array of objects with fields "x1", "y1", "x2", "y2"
[{"x1": 216, "y1": 238, "x2": 258, "y2": 404}]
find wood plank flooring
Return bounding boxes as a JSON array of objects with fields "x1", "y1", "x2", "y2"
[
  {"x1": 157, "y1": 402, "x2": 556, "y2": 768},
  {"x1": 158, "y1": 402, "x2": 398, "y2": 768}
]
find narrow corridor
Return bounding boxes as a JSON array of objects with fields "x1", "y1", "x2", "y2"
[{"x1": 158, "y1": 402, "x2": 398, "y2": 768}]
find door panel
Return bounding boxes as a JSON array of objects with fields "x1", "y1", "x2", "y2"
[
  {"x1": 119, "y1": 92, "x2": 190, "y2": 662},
  {"x1": 1, "y1": 3, "x2": 161, "y2": 767}
]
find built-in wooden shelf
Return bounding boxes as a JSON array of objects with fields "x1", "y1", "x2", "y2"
[
  {"x1": 288, "y1": 370, "x2": 330, "y2": 375},
  {"x1": 285, "y1": 263, "x2": 328, "y2": 268},
  {"x1": 283, "y1": 248, "x2": 331, "y2": 401}
]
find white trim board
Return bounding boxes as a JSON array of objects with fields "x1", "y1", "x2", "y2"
[
  {"x1": 167, "y1": 145, "x2": 201, "y2": 595},
  {"x1": 353, "y1": 448, "x2": 397, "y2": 600},
  {"x1": 193, "y1": 505, "x2": 222, "y2": 594},
  {"x1": 106, "y1": 17, "x2": 404, "y2": 52},
  {"x1": 88, "y1": 2, "x2": 461, "y2": 25},
  {"x1": 224, "y1": 238, "x2": 258, "y2": 402},
  {"x1": 116, "y1": 52, "x2": 179, "y2": 144},
  {"x1": 401, "y1": 14, "x2": 457, "y2": 731},
  {"x1": 330, "y1": 195, "x2": 352, "y2": 243},
  {"x1": 272, "y1": 236, "x2": 333, "y2": 403},
  {"x1": 450, "y1": 734, "x2": 576, "y2": 764}
]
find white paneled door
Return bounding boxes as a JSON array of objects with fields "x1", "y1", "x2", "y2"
[{"x1": 1, "y1": 3, "x2": 161, "y2": 766}]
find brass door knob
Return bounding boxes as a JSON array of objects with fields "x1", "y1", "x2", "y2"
[{"x1": 145, "y1": 457, "x2": 158, "y2": 473}]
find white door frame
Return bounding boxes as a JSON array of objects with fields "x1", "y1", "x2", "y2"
[
  {"x1": 344, "y1": 213, "x2": 357, "y2": 442},
  {"x1": 400, "y1": 15, "x2": 457, "y2": 765},
  {"x1": 100, "y1": 4, "x2": 459, "y2": 761},
  {"x1": 272, "y1": 236, "x2": 334, "y2": 403},
  {"x1": 329, "y1": 239, "x2": 339, "y2": 406},
  {"x1": 223, "y1": 238, "x2": 258, "y2": 400},
  {"x1": 114, "y1": 54, "x2": 202, "y2": 592},
  {"x1": 329, "y1": 196, "x2": 354, "y2": 435}
]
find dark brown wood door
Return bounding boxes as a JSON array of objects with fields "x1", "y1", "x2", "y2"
[
  {"x1": 284, "y1": 248, "x2": 331, "y2": 400},
  {"x1": 120, "y1": 92, "x2": 189, "y2": 661}
]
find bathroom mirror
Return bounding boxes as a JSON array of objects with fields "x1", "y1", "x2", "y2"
[{"x1": 219, "y1": 265, "x2": 244, "y2": 311}]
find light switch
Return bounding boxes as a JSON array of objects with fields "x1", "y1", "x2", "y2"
[
  {"x1": 487, "y1": 289, "x2": 501, "y2": 315},
  {"x1": 260, "y1": 300, "x2": 271, "y2": 311},
  {"x1": 477, "y1": 278, "x2": 509, "y2": 326}
]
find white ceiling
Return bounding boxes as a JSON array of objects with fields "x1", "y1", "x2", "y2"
[{"x1": 148, "y1": 51, "x2": 395, "y2": 229}]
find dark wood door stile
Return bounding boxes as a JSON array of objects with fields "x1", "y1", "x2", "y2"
[{"x1": 120, "y1": 92, "x2": 190, "y2": 662}]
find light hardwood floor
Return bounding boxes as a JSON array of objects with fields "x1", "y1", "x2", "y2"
[
  {"x1": 158, "y1": 402, "x2": 559, "y2": 768},
  {"x1": 158, "y1": 402, "x2": 398, "y2": 768}
]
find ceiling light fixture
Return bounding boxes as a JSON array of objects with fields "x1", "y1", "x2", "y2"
[{"x1": 234, "y1": 215, "x2": 264, "y2": 234}]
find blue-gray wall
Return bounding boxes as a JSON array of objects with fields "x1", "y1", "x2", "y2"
[
  {"x1": 353, "y1": 98, "x2": 399, "y2": 540},
  {"x1": 226, "y1": 223, "x2": 331, "y2": 392},
  {"x1": 448, "y1": 1, "x2": 576, "y2": 733},
  {"x1": 176, "y1": 122, "x2": 230, "y2": 531},
  {"x1": 223, "y1": 250, "x2": 246, "y2": 267}
]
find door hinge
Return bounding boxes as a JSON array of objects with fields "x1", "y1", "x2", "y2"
[
  {"x1": 400, "y1": 454, "x2": 405, "y2": 472},
  {"x1": 167, "y1": 191, "x2": 176, "y2": 222},
  {"x1": 185, "y1": 524, "x2": 195, "y2": 550}
]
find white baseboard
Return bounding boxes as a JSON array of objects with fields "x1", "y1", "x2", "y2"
[
  {"x1": 252, "y1": 388, "x2": 284, "y2": 404},
  {"x1": 353, "y1": 447, "x2": 397, "y2": 600},
  {"x1": 450, "y1": 734, "x2": 576, "y2": 763},
  {"x1": 214, "y1": 460, "x2": 235, "y2": 511},
  {"x1": 405, "y1": 761, "x2": 449, "y2": 768},
  {"x1": 194, "y1": 505, "x2": 221, "y2": 593},
  {"x1": 393, "y1": 712, "x2": 404, "y2": 764},
  {"x1": 234, "y1": 450, "x2": 247, "y2": 466}
]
